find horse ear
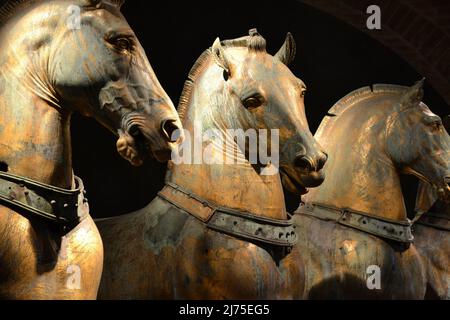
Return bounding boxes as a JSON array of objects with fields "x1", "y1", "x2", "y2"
[
  {"x1": 211, "y1": 38, "x2": 231, "y2": 77},
  {"x1": 274, "y1": 32, "x2": 296, "y2": 66},
  {"x1": 400, "y1": 78, "x2": 425, "y2": 109}
]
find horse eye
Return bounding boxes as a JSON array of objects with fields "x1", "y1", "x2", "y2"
[
  {"x1": 301, "y1": 89, "x2": 307, "y2": 98},
  {"x1": 113, "y1": 37, "x2": 132, "y2": 51},
  {"x1": 243, "y1": 96, "x2": 263, "y2": 110},
  {"x1": 433, "y1": 122, "x2": 442, "y2": 130},
  {"x1": 223, "y1": 70, "x2": 229, "y2": 81},
  {"x1": 428, "y1": 121, "x2": 442, "y2": 131}
]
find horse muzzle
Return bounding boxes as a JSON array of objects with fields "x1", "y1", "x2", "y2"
[
  {"x1": 116, "y1": 115, "x2": 183, "y2": 165},
  {"x1": 280, "y1": 165, "x2": 325, "y2": 195}
]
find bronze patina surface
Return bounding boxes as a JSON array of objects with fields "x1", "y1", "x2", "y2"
[
  {"x1": 414, "y1": 127, "x2": 450, "y2": 300},
  {"x1": 96, "y1": 30, "x2": 327, "y2": 299},
  {"x1": 293, "y1": 81, "x2": 450, "y2": 299},
  {"x1": 0, "y1": 0, "x2": 181, "y2": 299}
]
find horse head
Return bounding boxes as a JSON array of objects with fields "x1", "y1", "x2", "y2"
[
  {"x1": 0, "y1": 0, "x2": 182, "y2": 165},
  {"x1": 387, "y1": 80, "x2": 450, "y2": 203},
  {"x1": 204, "y1": 29, "x2": 327, "y2": 193}
]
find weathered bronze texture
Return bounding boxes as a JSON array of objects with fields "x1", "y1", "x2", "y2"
[
  {"x1": 0, "y1": 0, "x2": 181, "y2": 299},
  {"x1": 414, "y1": 119, "x2": 450, "y2": 300},
  {"x1": 293, "y1": 81, "x2": 450, "y2": 299},
  {"x1": 0, "y1": 171, "x2": 87, "y2": 227},
  {"x1": 96, "y1": 30, "x2": 327, "y2": 299},
  {"x1": 297, "y1": 202, "x2": 414, "y2": 243},
  {"x1": 158, "y1": 182, "x2": 298, "y2": 247}
]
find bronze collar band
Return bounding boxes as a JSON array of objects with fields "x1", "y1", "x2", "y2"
[
  {"x1": 416, "y1": 212, "x2": 450, "y2": 231},
  {"x1": 296, "y1": 202, "x2": 414, "y2": 243},
  {"x1": 0, "y1": 171, "x2": 88, "y2": 228},
  {"x1": 158, "y1": 182, "x2": 297, "y2": 247}
]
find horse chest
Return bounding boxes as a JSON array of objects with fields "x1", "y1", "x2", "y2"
[
  {"x1": 414, "y1": 225, "x2": 450, "y2": 299},
  {"x1": 128, "y1": 201, "x2": 304, "y2": 299},
  {"x1": 99, "y1": 200, "x2": 304, "y2": 300},
  {"x1": 166, "y1": 225, "x2": 304, "y2": 299},
  {"x1": 294, "y1": 214, "x2": 426, "y2": 299},
  {"x1": 0, "y1": 208, "x2": 102, "y2": 299}
]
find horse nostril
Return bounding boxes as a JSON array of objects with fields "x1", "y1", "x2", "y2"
[
  {"x1": 317, "y1": 152, "x2": 328, "y2": 171},
  {"x1": 295, "y1": 156, "x2": 313, "y2": 172},
  {"x1": 128, "y1": 124, "x2": 140, "y2": 138},
  {"x1": 0, "y1": 161, "x2": 8, "y2": 172},
  {"x1": 161, "y1": 119, "x2": 181, "y2": 143}
]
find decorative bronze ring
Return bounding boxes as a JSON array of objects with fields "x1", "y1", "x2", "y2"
[
  {"x1": 416, "y1": 212, "x2": 450, "y2": 231},
  {"x1": 0, "y1": 171, "x2": 88, "y2": 229},
  {"x1": 158, "y1": 182, "x2": 297, "y2": 248},
  {"x1": 297, "y1": 202, "x2": 414, "y2": 243}
]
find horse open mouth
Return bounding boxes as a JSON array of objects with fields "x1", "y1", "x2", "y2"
[
  {"x1": 280, "y1": 168, "x2": 309, "y2": 195},
  {"x1": 116, "y1": 125, "x2": 146, "y2": 166},
  {"x1": 129, "y1": 124, "x2": 152, "y2": 159},
  {"x1": 128, "y1": 124, "x2": 174, "y2": 163},
  {"x1": 127, "y1": 124, "x2": 174, "y2": 163}
]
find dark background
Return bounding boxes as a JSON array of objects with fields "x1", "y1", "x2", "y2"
[{"x1": 71, "y1": 0, "x2": 448, "y2": 218}]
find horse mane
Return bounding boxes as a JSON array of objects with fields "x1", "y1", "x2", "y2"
[
  {"x1": 328, "y1": 84, "x2": 408, "y2": 116},
  {"x1": 315, "y1": 84, "x2": 409, "y2": 140},
  {"x1": 178, "y1": 33, "x2": 266, "y2": 120},
  {"x1": 0, "y1": 0, "x2": 124, "y2": 28},
  {"x1": 177, "y1": 49, "x2": 211, "y2": 121},
  {"x1": 0, "y1": 0, "x2": 37, "y2": 27}
]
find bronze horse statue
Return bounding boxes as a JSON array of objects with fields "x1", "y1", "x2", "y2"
[
  {"x1": 414, "y1": 182, "x2": 450, "y2": 299},
  {"x1": 0, "y1": 0, "x2": 182, "y2": 299},
  {"x1": 96, "y1": 29, "x2": 327, "y2": 299},
  {"x1": 294, "y1": 81, "x2": 450, "y2": 299},
  {"x1": 414, "y1": 116, "x2": 450, "y2": 299}
]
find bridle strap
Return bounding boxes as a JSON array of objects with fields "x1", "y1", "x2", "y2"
[
  {"x1": 416, "y1": 211, "x2": 450, "y2": 231},
  {"x1": 0, "y1": 171, "x2": 88, "y2": 228},
  {"x1": 158, "y1": 182, "x2": 297, "y2": 248},
  {"x1": 296, "y1": 202, "x2": 414, "y2": 243}
]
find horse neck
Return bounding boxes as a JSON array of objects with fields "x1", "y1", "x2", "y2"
[
  {"x1": 304, "y1": 106, "x2": 407, "y2": 221},
  {"x1": 167, "y1": 94, "x2": 287, "y2": 221},
  {"x1": 0, "y1": 53, "x2": 73, "y2": 189}
]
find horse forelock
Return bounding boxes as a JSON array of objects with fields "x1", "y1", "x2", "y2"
[
  {"x1": 247, "y1": 34, "x2": 266, "y2": 53},
  {"x1": 178, "y1": 33, "x2": 269, "y2": 121},
  {"x1": 221, "y1": 34, "x2": 267, "y2": 53}
]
